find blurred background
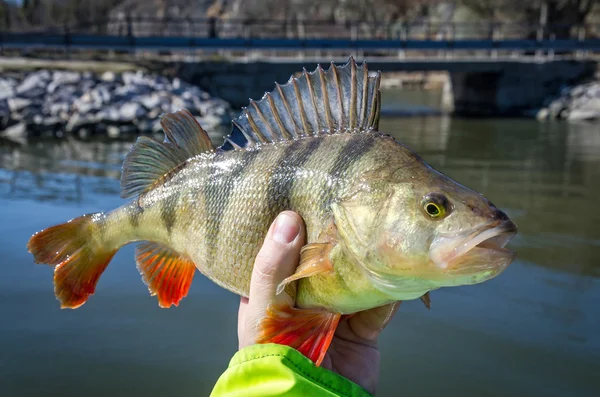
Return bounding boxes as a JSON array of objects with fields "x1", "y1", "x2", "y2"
[{"x1": 1, "y1": 1, "x2": 599, "y2": 396}]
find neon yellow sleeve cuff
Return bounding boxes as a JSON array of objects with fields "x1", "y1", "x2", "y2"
[{"x1": 210, "y1": 343, "x2": 373, "y2": 397}]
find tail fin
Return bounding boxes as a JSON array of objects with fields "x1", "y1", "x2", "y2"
[{"x1": 27, "y1": 213, "x2": 116, "y2": 309}]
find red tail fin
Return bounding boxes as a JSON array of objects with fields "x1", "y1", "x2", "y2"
[{"x1": 27, "y1": 213, "x2": 116, "y2": 309}]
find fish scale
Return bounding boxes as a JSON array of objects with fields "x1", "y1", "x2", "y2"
[{"x1": 27, "y1": 57, "x2": 517, "y2": 367}]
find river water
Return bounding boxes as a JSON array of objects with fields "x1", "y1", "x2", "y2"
[{"x1": 1, "y1": 90, "x2": 599, "y2": 396}]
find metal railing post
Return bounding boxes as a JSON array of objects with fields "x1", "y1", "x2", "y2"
[{"x1": 64, "y1": 23, "x2": 71, "y2": 59}]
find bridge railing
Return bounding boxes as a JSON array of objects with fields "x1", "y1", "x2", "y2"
[
  {"x1": 1, "y1": 18, "x2": 599, "y2": 54},
  {"x1": 4, "y1": 18, "x2": 599, "y2": 40}
]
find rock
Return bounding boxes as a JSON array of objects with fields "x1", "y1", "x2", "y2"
[
  {"x1": 122, "y1": 70, "x2": 147, "y2": 87},
  {"x1": 107, "y1": 125, "x2": 121, "y2": 138},
  {"x1": 8, "y1": 97, "x2": 31, "y2": 112},
  {"x1": 133, "y1": 119, "x2": 153, "y2": 133},
  {"x1": 0, "y1": 79, "x2": 15, "y2": 101},
  {"x1": 152, "y1": 119, "x2": 163, "y2": 133},
  {"x1": 139, "y1": 93, "x2": 161, "y2": 110},
  {"x1": 567, "y1": 109, "x2": 599, "y2": 121},
  {"x1": 173, "y1": 78, "x2": 181, "y2": 90},
  {"x1": 48, "y1": 103, "x2": 71, "y2": 118},
  {"x1": 16, "y1": 70, "x2": 51, "y2": 97},
  {"x1": 101, "y1": 71, "x2": 116, "y2": 82},
  {"x1": 48, "y1": 71, "x2": 81, "y2": 94},
  {"x1": 1, "y1": 68, "x2": 232, "y2": 138},
  {"x1": 536, "y1": 108, "x2": 549, "y2": 121},
  {"x1": 119, "y1": 102, "x2": 146, "y2": 120},
  {"x1": 66, "y1": 113, "x2": 95, "y2": 133},
  {"x1": 196, "y1": 113, "x2": 228, "y2": 130},
  {"x1": 42, "y1": 116, "x2": 63, "y2": 126},
  {"x1": 0, "y1": 99, "x2": 9, "y2": 117},
  {"x1": 91, "y1": 85, "x2": 112, "y2": 105},
  {"x1": 1, "y1": 121, "x2": 26, "y2": 139},
  {"x1": 96, "y1": 106, "x2": 121, "y2": 123}
]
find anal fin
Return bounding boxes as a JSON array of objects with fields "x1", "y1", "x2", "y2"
[
  {"x1": 136, "y1": 242, "x2": 196, "y2": 308},
  {"x1": 258, "y1": 303, "x2": 341, "y2": 366},
  {"x1": 276, "y1": 242, "x2": 333, "y2": 295}
]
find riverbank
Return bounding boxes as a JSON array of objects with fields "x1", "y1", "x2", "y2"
[
  {"x1": 537, "y1": 79, "x2": 600, "y2": 122},
  {"x1": 0, "y1": 68, "x2": 232, "y2": 142}
]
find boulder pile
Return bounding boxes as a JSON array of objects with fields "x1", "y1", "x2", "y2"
[
  {"x1": 538, "y1": 80, "x2": 600, "y2": 122},
  {"x1": 0, "y1": 69, "x2": 233, "y2": 140}
]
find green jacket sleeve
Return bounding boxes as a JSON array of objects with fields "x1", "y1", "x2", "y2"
[{"x1": 210, "y1": 343, "x2": 373, "y2": 397}]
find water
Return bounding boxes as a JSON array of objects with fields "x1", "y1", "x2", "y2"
[{"x1": 1, "y1": 93, "x2": 599, "y2": 396}]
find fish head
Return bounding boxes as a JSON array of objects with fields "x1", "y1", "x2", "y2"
[{"x1": 333, "y1": 156, "x2": 517, "y2": 298}]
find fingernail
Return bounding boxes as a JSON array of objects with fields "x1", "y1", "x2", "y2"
[{"x1": 272, "y1": 213, "x2": 300, "y2": 244}]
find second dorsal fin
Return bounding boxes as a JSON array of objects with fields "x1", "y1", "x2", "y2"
[
  {"x1": 220, "y1": 56, "x2": 382, "y2": 150},
  {"x1": 120, "y1": 109, "x2": 214, "y2": 199}
]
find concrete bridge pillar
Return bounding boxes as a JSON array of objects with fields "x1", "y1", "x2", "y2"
[{"x1": 449, "y1": 60, "x2": 597, "y2": 117}]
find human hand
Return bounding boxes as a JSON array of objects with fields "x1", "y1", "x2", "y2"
[{"x1": 238, "y1": 211, "x2": 400, "y2": 395}]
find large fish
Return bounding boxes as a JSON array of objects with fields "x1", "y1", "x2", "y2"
[{"x1": 28, "y1": 58, "x2": 517, "y2": 366}]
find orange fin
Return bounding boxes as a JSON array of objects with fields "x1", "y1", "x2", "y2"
[
  {"x1": 136, "y1": 242, "x2": 196, "y2": 308},
  {"x1": 27, "y1": 213, "x2": 116, "y2": 309},
  {"x1": 257, "y1": 303, "x2": 341, "y2": 366},
  {"x1": 420, "y1": 292, "x2": 431, "y2": 310},
  {"x1": 276, "y1": 243, "x2": 334, "y2": 295}
]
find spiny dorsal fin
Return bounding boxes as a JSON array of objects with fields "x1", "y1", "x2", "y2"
[
  {"x1": 121, "y1": 109, "x2": 214, "y2": 199},
  {"x1": 220, "y1": 56, "x2": 382, "y2": 151}
]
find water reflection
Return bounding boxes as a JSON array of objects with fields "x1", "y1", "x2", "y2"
[{"x1": 1, "y1": 113, "x2": 599, "y2": 397}]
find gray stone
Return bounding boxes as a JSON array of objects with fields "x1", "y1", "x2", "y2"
[
  {"x1": 536, "y1": 108, "x2": 549, "y2": 121},
  {"x1": 8, "y1": 97, "x2": 31, "y2": 112},
  {"x1": 1, "y1": 122, "x2": 26, "y2": 139},
  {"x1": 0, "y1": 79, "x2": 15, "y2": 101},
  {"x1": 91, "y1": 85, "x2": 112, "y2": 105},
  {"x1": 48, "y1": 103, "x2": 71, "y2": 117},
  {"x1": 96, "y1": 107, "x2": 121, "y2": 123},
  {"x1": 48, "y1": 71, "x2": 81, "y2": 93},
  {"x1": 567, "y1": 109, "x2": 599, "y2": 121},
  {"x1": 196, "y1": 113, "x2": 228, "y2": 130},
  {"x1": 66, "y1": 113, "x2": 95, "y2": 132},
  {"x1": 16, "y1": 70, "x2": 50, "y2": 96},
  {"x1": 107, "y1": 125, "x2": 121, "y2": 138},
  {"x1": 140, "y1": 94, "x2": 161, "y2": 110},
  {"x1": 120, "y1": 102, "x2": 146, "y2": 120},
  {"x1": 133, "y1": 119, "x2": 153, "y2": 133},
  {"x1": 101, "y1": 71, "x2": 116, "y2": 82}
]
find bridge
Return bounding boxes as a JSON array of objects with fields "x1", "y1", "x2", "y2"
[
  {"x1": 2, "y1": 18, "x2": 599, "y2": 117},
  {"x1": 2, "y1": 18, "x2": 600, "y2": 53}
]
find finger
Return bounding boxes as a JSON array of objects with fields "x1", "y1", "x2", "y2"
[
  {"x1": 346, "y1": 301, "x2": 401, "y2": 344},
  {"x1": 241, "y1": 211, "x2": 305, "y2": 347},
  {"x1": 237, "y1": 296, "x2": 249, "y2": 345}
]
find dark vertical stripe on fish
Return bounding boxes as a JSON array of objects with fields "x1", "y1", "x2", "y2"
[
  {"x1": 266, "y1": 138, "x2": 322, "y2": 211},
  {"x1": 329, "y1": 133, "x2": 376, "y2": 179},
  {"x1": 204, "y1": 149, "x2": 261, "y2": 266},
  {"x1": 129, "y1": 206, "x2": 141, "y2": 229},
  {"x1": 161, "y1": 190, "x2": 179, "y2": 234}
]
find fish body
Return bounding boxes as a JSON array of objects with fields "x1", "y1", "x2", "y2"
[{"x1": 28, "y1": 58, "x2": 517, "y2": 365}]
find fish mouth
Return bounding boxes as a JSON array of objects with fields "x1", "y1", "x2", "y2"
[{"x1": 429, "y1": 220, "x2": 518, "y2": 278}]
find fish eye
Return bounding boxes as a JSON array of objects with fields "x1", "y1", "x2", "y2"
[{"x1": 421, "y1": 193, "x2": 449, "y2": 219}]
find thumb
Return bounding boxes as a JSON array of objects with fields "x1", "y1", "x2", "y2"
[{"x1": 239, "y1": 211, "x2": 305, "y2": 348}]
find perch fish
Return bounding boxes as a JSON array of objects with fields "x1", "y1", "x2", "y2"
[{"x1": 27, "y1": 58, "x2": 517, "y2": 366}]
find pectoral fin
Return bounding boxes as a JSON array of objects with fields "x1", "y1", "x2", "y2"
[
  {"x1": 276, "y1": 242, "x2": 333, "y2": 295},
  {"x1": 257, "y1": 303, "x2": 341, "y2": 366}
]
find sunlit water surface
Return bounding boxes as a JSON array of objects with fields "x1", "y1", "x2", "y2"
[{"x1": 1, "y1": 91, "x2": 599, "y2": 396}]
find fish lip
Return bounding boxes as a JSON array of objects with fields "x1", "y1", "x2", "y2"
[{"x1": 429, "y1": 220, "x2": 518, "y2": 269}]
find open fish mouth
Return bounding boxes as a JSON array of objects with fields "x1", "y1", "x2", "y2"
[{"x1": 429, "y1": 220, "x2": 518, "y2": 277}]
